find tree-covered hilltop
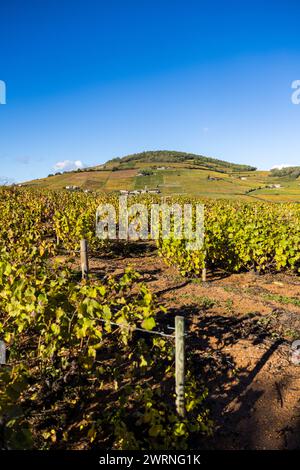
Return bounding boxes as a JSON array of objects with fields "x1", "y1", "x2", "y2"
[
  {"x1": 270, "y1": 166, "x2": 300, "y2": 179},
  {"x1": 106, "y1": 150, "x2": 256, "y2": 172}
]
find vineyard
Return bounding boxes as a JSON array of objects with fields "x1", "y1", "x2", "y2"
[{"x1": 0, "y1": 187, "x2": 300, "y2": 449}]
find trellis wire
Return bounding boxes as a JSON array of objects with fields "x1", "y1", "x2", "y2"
[{"x1": 96, "y1": 317, "x2": 177, "y2": 338}]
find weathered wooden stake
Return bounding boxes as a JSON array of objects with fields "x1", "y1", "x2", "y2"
[
  {"x1": 175, "y1": 315, "x2": 185, "y2": 417},
  {"x1": 202, "y1": 249, "x2": 207, "y2": 282},
  {"x1": 202, "y1": 265, "x2": 207, "y2": 282},
  {"x1": 0, "y1": 340, "x2": 6, "y2": 365},
  {"x1": 80, "y1": 239, "x2": 89, "y2": 280}
]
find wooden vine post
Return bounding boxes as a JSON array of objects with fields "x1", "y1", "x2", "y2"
[
  {"x1": 80, "y1": 239, "x2": 89, "y2": 280},
  {"x1": 202, "y1": 264, "x2": 207, "y2": 282},
  {"x1": 175, "y1": 315, "x2": 185, "y2": 417},
  {"x1": 202, "y1": 248, "x2": 207, "y2": 282},
  {"x1": 0, "y1": 340, "x2": 6, "y2": 365}
]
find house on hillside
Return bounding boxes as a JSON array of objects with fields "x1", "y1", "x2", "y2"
[
  {"x1": 119, "y1": 188, "x2": 161, "y2": 196},
  {"x1": 207, "y1": 176, "x2": 222, "y2": 181}
]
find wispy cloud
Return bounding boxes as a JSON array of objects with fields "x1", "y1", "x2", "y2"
[
  {"x1": 53, "y1": 160, "x2": 85, "y2": 172},
  {"x1": 16, "y1": 156, "x2": 30, "y2": 165}
]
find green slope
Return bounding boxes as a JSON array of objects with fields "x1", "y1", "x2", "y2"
[
  {"x1": 22, "y1": 150, "x2": 300, "y2": 202},
  {"x1": 103, "y1": 150, "x2": 257, "y2": 172}
]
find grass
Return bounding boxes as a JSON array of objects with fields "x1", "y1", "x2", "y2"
[
  {"x1": 134, "y1": 172, "x2": 163, "y2": 190},
  {"x1": 225, "y1": 298, "x2": 234, "y2": 312},
  {"x1": 177, "y1": 293, "x2": 218, "y2": 309},
  {"x1": 23, "y1": 163, "x2": 300, "y2": 202},
  {"x1": 262, "y1": 293, "x2": 300, "y2": 307}
]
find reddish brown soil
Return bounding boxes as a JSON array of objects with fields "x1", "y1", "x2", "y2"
[{"x1": 72, "y1": 244, "x2": 300, "y2": 449}]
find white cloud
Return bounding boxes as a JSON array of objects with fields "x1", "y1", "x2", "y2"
[
  {"x1": 54, "y1": 160, "x2": 85, "y2": 172},
  {"x1": 270, "y1": 164, "x2": 292, "y2": 170}
]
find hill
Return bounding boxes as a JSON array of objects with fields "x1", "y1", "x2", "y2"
[
  {"x1": 102, "y1": 150, "x2": 257, "y2": 172},
  {"x1": 22, "y1": 150, "x2": 300, "y2": 202},
  {"x1": 270, "y1": 166, "x2": 300, "y2": 179}
]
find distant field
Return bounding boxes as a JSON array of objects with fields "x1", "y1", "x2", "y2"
[
  {"x1": 24, "y1": 165, "x2": 300, "y2": 202},
  {"x1": 26, "y1": 171, "x2": 109, "y2": 190},
  {"x1": 247, "y1": 177, "x2": 300, "y2": 202}
]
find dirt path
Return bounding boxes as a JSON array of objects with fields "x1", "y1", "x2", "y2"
[{"x1": 77, "y1": 245, "x2": 300, "y2": 449}]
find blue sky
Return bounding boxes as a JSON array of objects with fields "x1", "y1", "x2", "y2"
[{"x1": 0, "y1": 0, "x2": 300, "y2": 182}]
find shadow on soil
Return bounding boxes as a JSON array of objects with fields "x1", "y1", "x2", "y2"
[{"x1": 163, "y1": 303, "x2": 300, "y2": 449}]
